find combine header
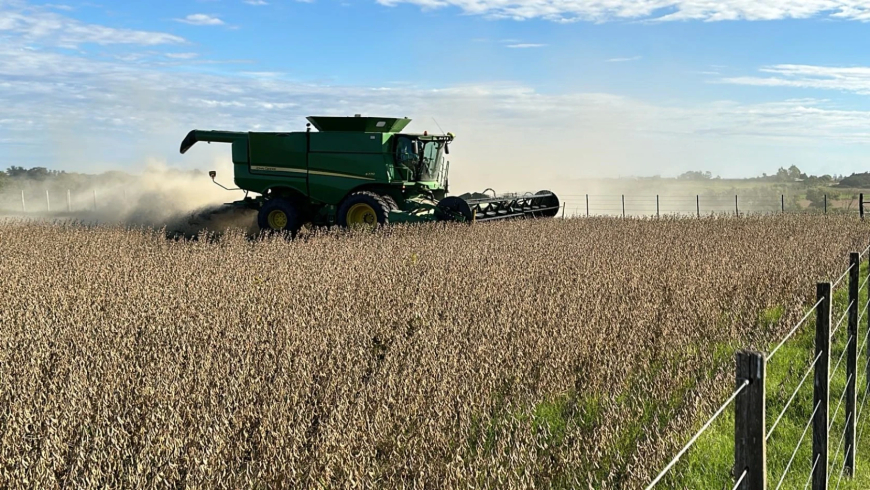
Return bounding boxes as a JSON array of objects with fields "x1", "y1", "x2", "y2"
[{"x1": 180, "y1": 115, "x2": 559, "y2": 234}]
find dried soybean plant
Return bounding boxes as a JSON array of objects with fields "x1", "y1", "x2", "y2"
[{"x1": 0, "y1": 215, "x2": 866, "y2": 489}]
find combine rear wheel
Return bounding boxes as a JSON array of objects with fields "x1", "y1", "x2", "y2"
[
  {"x1": 337, "y1": 191, "x2": 390, "y2": 229},
  {"x1": 257, "y1": 198, "x2": 302, "y2": 236}
]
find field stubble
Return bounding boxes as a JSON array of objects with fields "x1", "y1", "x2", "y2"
[{"x1": 0, "y1": 216, "x2": 867, "y2": 489}]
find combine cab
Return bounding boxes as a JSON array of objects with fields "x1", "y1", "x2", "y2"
[{"x1": 179, "y1": 115, "x2": 559, "y2": 234}]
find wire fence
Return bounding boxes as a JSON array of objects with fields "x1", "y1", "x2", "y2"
[
  {"x1": 3, "y1": 188, "x2": 111, "y2": 214},
  {"x1": 647, "y1": 244, "x2": 870, "y2": 489},
  {"x1": 557, "y1": 193, "x2": 843, "y2": 218}
]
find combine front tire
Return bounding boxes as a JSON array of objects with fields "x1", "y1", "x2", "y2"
[
  {"x1": 258, "y1": 199, "x2": 301, "y2": 236},
  {"x1": 337, "y1": 191, "x2": 390, "y2": 229},
  {"x1": 381, "y1": 195, "x2": 399, "y2": 211}
]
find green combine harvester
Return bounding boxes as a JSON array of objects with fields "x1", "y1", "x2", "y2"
[{"x1": 179, "y1": 115, "x2": 560, "y2": 234}]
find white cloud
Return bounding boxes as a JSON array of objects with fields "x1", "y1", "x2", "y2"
[
  {"x1": 244, "y1": 0, "x2": 269, "y2": 4},
  {"x1": 3, "y1": 37, "x2": 870, "y2": 185},
  {"x1": 174, "y1": 14, "x2": 225, "y2": 26},
  {"x1": 165, "y1": 52, "x2": 199, "y2": 59},
  {"x1": 505, "y1": 43, "x2": 546, "y2": 48},
  {"x1": 607, "y1": 56, "x2": 641, "y2": 62},
  {"x1": 0, "y1": 5, "x2": 185, "y2": 46},
  {"x1": 721, "y1": 64, "x2": 870, "y2": 95},
  {"x1": 375, "y1": 0, "x2": 870, "y2": 23}
]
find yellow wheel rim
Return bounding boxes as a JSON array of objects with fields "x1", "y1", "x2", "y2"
[
  {"x1": 346, "y1": 203, "x2": 377, "y2": 228},
  {"x1": 267, "y1": 209, "x2": 288, "y2": 230}
]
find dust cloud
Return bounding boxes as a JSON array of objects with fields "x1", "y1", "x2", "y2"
[{"x1": 0, "y1": 159, "x2": 259, "y2": 237}]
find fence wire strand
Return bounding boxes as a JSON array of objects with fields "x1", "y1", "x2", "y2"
[
  {"x1": 767, "y1": 297, "x2": 825, "y2": 361},
  {"x1": 767, "y1": 350, "x2": 823, "y2": 440},
  {"x1": 645, "y1": 380, "x2": 749, "y2": 490},
  {"x1": 857, "y1": 382, "x2": 870, "y2": 446},
  {"x1": 830, "y1": 411, "x2": 853, "y2": 478},
  {"x1": 860, "y1": 358, "x2": 870, "y2": 423},
  {"x1": 860, "y1": 297, "x2": 870, "y2": 325},
  {"x1": 830, "y1": 372, "x2": 855, "y2": 432},
  {"x1": 831, "y1": 302, "x2": 853, "y2": 339},
  {"x1": 857, "y1": 357, "x2": 870, "y2": 445},
  {"x1": 831, "y1": 336, "x2": 853, "y2": 383},
  {"x1": 803, "y1": 453, "x2": 821, "y2": 490},
  {"x1": 834, "y1": 444, "x2": 852, "y2": 490},
  {"x1": 862, "y1": 242, "x2": 870, "y2": 258},
  {"x1": 731, "y1": 469, "x2": 747, "y2": 490},
  {"x1": 774, "y1": 400, "x2": 820, "y2": 490},
  {"x1": 833, "y1": 263, "x2": 855, "y2": 289}
]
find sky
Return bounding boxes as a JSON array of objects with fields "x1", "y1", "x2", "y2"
[{"x1": 2, "y1": 0, "x2": 870, "y2": 192}]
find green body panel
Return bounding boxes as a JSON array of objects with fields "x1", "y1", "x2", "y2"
[
  {"x1": 231, "y1": 140, "x2": 248, "y2": 164},
  {"x1": 309, "y1": 132, "x2": 390, "y2": 153},
  {"x1": 180, "y1": 116, "x2": 453, "y2": 227}
]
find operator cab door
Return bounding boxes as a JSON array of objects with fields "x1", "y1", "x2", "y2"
[{"x1": 248, "y1": 132, "x2": 308, "y2": 194}]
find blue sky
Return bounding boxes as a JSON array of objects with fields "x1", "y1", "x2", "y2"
[{"x1": 2, "y1": 0, "x2": 870, "y2": 190}]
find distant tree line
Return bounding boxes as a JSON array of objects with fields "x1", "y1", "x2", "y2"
[{"x1": 674, "y1": 165, "x2": 861, "y2": 186}]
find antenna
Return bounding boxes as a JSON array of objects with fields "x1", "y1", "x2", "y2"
[{"x1": 432, "y1": 117, "x2": 445, "y2": 134}]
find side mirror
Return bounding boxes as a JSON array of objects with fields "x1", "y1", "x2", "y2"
[
  {"x1": 444, "y1": 143, "x2": 450, "y2": 155},
  {"x1": 209, "y1": 171, "x2": 216, "y2": 180}
]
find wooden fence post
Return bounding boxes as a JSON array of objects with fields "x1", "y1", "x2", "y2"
[
  {"x1": 735, "y1": 350, "x2": 766, "y2": 489},
  {"x1": 813, "y1": 282, "x2": 831, "y2": 490},
  {"x1": 846, "y1": 253, "x2": 859, "y2": 475}
]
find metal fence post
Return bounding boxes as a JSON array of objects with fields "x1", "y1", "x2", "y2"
[
  {"x1": 825, "y1": 195, "x2": 828, "y2": 215},
  {"x1": 67, "y1": 189, "x2": 71, "y2": 212},
  {"x1": 781, "y1": 195, "x2": 785, "y2": 214},
  {"x1": 735, "y1": 350, "x2": 766, "y2": 489},
  {"x1": 585, "y1": 194, "x2": 589, "y2": 217},
  {"x1": 93, "y1": 189, "x2": 97, "y2": 211},
  {"x1": 861, "y1": 193, "x2": 865, "y2": 220},
  {"x1": 696, "y1": 195, "x2": 700, "y2": 218},
  {"x1": 656, "y1": 194, "x2": 660, "y2": 218},
  {"x1": 21, "y1": 190, "x2": 25, "y2": 213},
  {"x1": 846, "y1": 252, "x2": 859, "y2": 475},
  {"x1": 45, "y1": 190, "x2": 50, "y2": 212},
  {"x1": 561, "y1": 202, "x2": 566, "y2": 219},
  {"x1": 813, "y1": 282, "x2": 831, "y2": 490},
  {"x1": 622, "y1": 194, "x2": 625, "y2": 219},
  {"x1": 735, "y1": 194, "x2": 739, "y2": 217}
]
